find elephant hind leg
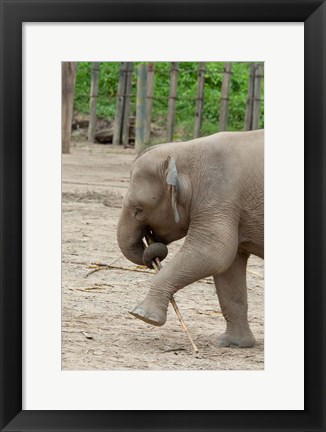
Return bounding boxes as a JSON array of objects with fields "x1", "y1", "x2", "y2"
[{"x1": 214, "y1": 252, "x2": 255, "y2": 348}]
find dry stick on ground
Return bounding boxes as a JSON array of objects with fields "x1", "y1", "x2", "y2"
[
  {"x1": 84, "y1": 255, "x2": 124, "y2": 277},
  {"x1": 144, "y1": 235, "x2": 199, "y2": 354},
  {"x1": 79, "y1": 259, "x2": 259, "y2": 281},
  {"x1": 83, "y1": 261, "x2": 216, "y2": 283}
]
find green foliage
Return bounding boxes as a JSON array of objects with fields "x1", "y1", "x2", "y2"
[
  {"x1": 74, "y1": 62, "x2": 264, "y2": 141},
  {"x1": 74, "y1": 62, "x2": 120, "y2": 118}
]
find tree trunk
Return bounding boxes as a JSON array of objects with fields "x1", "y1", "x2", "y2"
[
  {"x1": 122, "y1": 62, "x2": 134, "y2": 147},
  {"x1": 252, "y1": 63, "x2": 263, "y2": 130},
  {"x1": 113, "y1": 62, "x2": 128, "y2": 145},
  {"x1": 219, "y1": 62, "x2": 232, "y2": 132},
  {"x1": 194, "y1": 62, "x2": 206, "y2": 138},
  {"x1": 167, "y1": 62, "x2": 178, "y2": 142},
  {"x1": 145, "y1": 63, "x2": 155, "y2": 144},
  {"x1": 135, "y1": 64, "x2": 148, "y2": 154},
  {"x1": 244, "y1": 63, "x2": 256, "y2": 130},
  {"x1": 62, "y1": 62, "x2": 77, "y2": 154},
  {"x1": 88, "y1": 62, "x2": 100, "y2": 143}
]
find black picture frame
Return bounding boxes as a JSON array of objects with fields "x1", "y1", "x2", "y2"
[{"x1": 0, "y1": 1, "x2": 325, "y2": 431}]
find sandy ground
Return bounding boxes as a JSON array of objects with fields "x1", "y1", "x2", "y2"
[{"x1": 62, "y1": 141, "x2": 264, "y2": 370}]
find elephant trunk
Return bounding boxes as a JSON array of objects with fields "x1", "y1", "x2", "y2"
[{"x1": 117, "y1": 210, "x2": 146, "y2": 266}]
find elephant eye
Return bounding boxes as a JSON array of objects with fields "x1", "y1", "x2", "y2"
[{"x1": 133, "y1": 207, "x2": 143, "y2": 216}]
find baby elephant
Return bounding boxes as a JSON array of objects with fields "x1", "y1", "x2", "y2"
[{"x1": 117, "y1": 130, "x2": 264, "y2": 348}]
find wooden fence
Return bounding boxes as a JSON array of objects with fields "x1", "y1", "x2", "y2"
[
  {"x1": 113, "y1": 62, "x2": 263, "y2": 153},
  {"x1": 62, "y1": 61, "x2": 264, "y2": 154}
]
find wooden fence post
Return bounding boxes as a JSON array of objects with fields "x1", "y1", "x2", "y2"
[
  {"x1": 219, "y1": 62, "x2": 232, "y2": 132},
  {"x1": 88, "y1": 62, "x2": 100, "y2": 143},
  {"x1": 145, "y1": 63, "x2": 155, "y2": 144},
  {"x1": 194, "y1": 62, "x2": 206, "y2": 138},
  {"x1": 135, "y1": 63, "x2": 148, "y2": 154},
  {"x1": 167, "y1": 62, "x2": 179, "y2": 142},
  {"x1": 244, "y1": 63, "x2": 256, "y2": 130},
  {"x1": 113, "y1": 62, "x2": 128, "y2": 145},
  {"x1": 121, "y1": 62, "x2": 134, "y2": 147},
  {"x1": 252, "y1": 63, "x2": 264, "y2": 130},
  {"x1": 62, "y1": 62, "x2": 77, "y2": 154}
]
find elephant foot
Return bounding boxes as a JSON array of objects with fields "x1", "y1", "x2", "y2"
[
  {"x1": 218, "y1": 328, "x2": 255, "y2": 348},
  {"x1": 129, "y1": 300, "x2": 167, "y2": 327}
]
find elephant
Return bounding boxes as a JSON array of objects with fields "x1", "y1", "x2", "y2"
[{"x1": 117, "y1": 129, "x2": 263, "y2": 348}]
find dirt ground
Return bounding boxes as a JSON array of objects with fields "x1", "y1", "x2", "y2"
[{"x1": 62, "y1": 141, "x2": 264, "y2": 370}]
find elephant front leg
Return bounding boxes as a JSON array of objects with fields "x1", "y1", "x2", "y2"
[
  {"x1": 129, "y1": 284, "x2": 171, "y2": 326},
  {"x1": 214, "y1": 252, "x2": 255, "y2": 348},
  {"x1": 129, "y1": 256, "x2": 203, "y2": 326},
  {"x1": 130, "y1": 223, "x2": 239, "y2": 327}
]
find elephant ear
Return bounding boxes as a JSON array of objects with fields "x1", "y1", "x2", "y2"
[{"x1": 165, "y1": 157, "x2": 180, "y2": 223}]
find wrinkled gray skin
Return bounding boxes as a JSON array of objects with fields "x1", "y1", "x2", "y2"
[{"x1": 117, "y1": 130, "x2": 263, "y2": 348}]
